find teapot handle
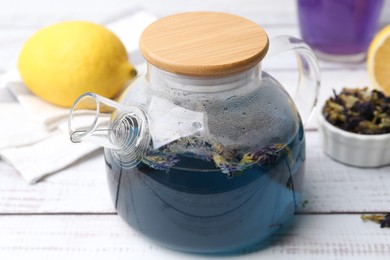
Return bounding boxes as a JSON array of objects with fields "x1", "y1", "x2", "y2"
[{"x1": 265, "y1": 36, "x2": 321, "y2": 127}]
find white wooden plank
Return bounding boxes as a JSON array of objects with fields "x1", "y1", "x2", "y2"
[
  {"x1": 380, "y1": 0, "x2": 390, "y2": 25},
  {"x1": 0, "y1": 151, "x2": 115, "y2": 214},
  {"x1": 132, "y1": 0, "x2": 298, "y2": 25},
  {"x1": 0, "y1": 214, "x2": 389, "y2": 259},
  {"x1": 135, "y1": 0, "x2": 390, "y2": 27},
  {"x1": 0, "y1": 0, "x2": 138, "y2": 27},
  {"x1": 301, "y1": 132, "x2": 390, "y2": 213},
  {"x1": 0, "y1": 29, "x2": 34, "y2": 71}
]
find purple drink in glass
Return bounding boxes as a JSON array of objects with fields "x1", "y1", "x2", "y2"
[{"x1": 297, "y1": 0, "x2": 384, "y2": 62}]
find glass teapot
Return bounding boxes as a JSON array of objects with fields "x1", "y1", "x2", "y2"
[{"x1": 68, "y1": 12, "x2": 319, "y2": 253}]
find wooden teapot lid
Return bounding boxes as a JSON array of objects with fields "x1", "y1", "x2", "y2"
[{"x1": 140, "y1": 12, "x2": 269, "y2": 77}]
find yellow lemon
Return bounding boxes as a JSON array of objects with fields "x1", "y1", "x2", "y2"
[
  {"x1": 367, "y1": 25, "x2": 390, "y2": 95},
  {"x1": 18, "y1": 21, "x2": 136, "y2": 107}
]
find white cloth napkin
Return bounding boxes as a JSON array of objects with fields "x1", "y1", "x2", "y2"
[{"x1": 0, "y1": 10, "x2": 156, "y2": 184}]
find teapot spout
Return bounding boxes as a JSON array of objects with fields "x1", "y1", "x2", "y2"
[{"x1": 68, "y1": 92, "x2": 150, "y2": 168}]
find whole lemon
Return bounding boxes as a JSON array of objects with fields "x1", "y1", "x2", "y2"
[{"x1": 18, "y1": 21, "x2": 136, "y2": 107}]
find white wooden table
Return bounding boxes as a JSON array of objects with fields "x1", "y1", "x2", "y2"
[{"x1": 1, "y1": 0, "x2": 390, "y2": 259}]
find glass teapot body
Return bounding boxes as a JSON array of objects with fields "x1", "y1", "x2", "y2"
[
  {"x1": 68, "y1": 12, "x2": 320, "y2": 253},
  {"x1": 104, "y1": 63, "x2": 305, "y2": 253}
]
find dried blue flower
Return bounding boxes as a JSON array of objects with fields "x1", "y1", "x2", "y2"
[
  {"x1": 361, "y1": 213, "x2": 390, "y2": 228},
  {"x1": 211, "y1": 143, "x2": 291, "y2": 177},
  {"x1": 381, "y1": 214, "x2": 390, "y2": 228},
  {"x1": 146, "y1": 135, "x2": 291, "y2": 178},
  {"x1": 212, "y1": 153, "x2": 243, "y2": 177},
  {"x1": 323, "y1": 87, "x2": 390, "y2": 134},
  {"x1": 144, "y1": 154, "x2": 179, "y2": 171}
]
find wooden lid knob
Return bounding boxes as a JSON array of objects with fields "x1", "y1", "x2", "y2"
[{"x1": 140, "y1": 12, "x2": 269, "y2": 77}]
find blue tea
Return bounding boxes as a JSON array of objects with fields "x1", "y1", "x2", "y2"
[
  {"x1": 105, "y1": 124, "x2": 305, "y2": 253},
  {"x1": 298, "y1": 0, "x2": 384, "y2": 60}
]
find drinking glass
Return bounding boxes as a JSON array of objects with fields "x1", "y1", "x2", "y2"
[{"x1": 297, "y1": 0, "x2": 384, "y2": 62}]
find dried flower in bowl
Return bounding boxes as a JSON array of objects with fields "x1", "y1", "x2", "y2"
[
  {"x1": 323, "y1": 87, "x2": 390, "y2": 135},
  {"x1": 318, "y1": 87, "x2": 390, "y2": 167}
]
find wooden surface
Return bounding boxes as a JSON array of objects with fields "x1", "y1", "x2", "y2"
[
  {"x1": 140, "y1": 12, "x2": 268, "y2": 77},
  {"x1": 1, "y1": 0, "x2": 390, "y2": 259}
]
